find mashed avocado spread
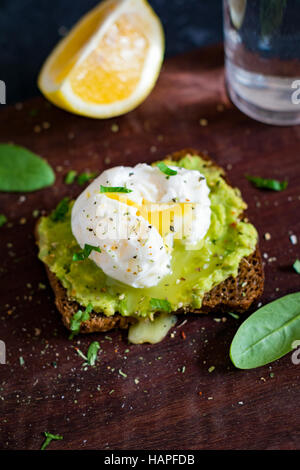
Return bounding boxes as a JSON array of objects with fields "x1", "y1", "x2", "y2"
[{"x1": 38, "y1": 155, "x2": 257, "y2": 319}]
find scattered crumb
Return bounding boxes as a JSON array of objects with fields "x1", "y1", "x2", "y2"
[
  {"x1": 264, "y1": 232, "x2": 271, "y2": 240},
  {"x1": 111, "y1": 123, "x2": 119, "y2": 133},
  {"x1": 199, "y1": 118, "x2": 208, "y2": 127}
]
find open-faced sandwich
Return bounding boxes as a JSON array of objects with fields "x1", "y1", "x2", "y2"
[{"x1": 36, "y1": 149, "x2": 264, "y2": 343}]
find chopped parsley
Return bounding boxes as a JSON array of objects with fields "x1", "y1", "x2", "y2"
[
  {"x1": 246, "y1": 175, "x2": 287, "y2": 191},
  {"x1": 41, "y1": 432, "x2": 63, "y2": 451},
  {"x1": 77, "y1": 172, "x2": 98, "y2": 185},
  {"x1": 150, "y1": 298, "x2": 172, "y2": 312},
  {"x1": 75, "y1": 341, "x2": 100, "y2": 366},
  {"x1": 119, "y1": 369, "x2": 127, "y2": 378},
  {"x1": 69, "y1": 303, "x2": 93, "y2": 339},
  {"x1": 228, "y1": 312, "x2": 240, "y2": 320},
  {"x1": 293, "y1": 259, "x2": 300, "y2": 274},
  {"x1": 72, "y1": 244, "x2": 101, "y2": 261},
  {"x1": 0, "y1": 214, "x2": 7, "y2": 227},
  {"x1": 100, "y1": 185, "x2": 133, "y2": 193},
  {"x1": 157, "y1": 162, "x2": 177, "y2": 176},
  {"x1": 50, "y1": 197, "x2": 69, "y2": 222},
  {"x1": 87, "y1": 341, "x2": 100, "y2": 366},
  {"x1": 74, "y1": 347, "x2": 88, "y2": 361},
  {"x1": 64, "y1": 170, "x2": 77, "y2": 184}
]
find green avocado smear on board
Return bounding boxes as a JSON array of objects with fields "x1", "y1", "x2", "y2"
[{"x1": 37, "y1": 155, "x2": 257, "y2": 319}]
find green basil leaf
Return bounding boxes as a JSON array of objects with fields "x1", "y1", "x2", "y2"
[
  {"x1": 100, "y1": 185, "x2": 132, "y2": 193},
  {"x1": 0, "y1": 144, "x2": 55, "y2": 192},
  {"x1": 64, "y1": 170, "x2": 77, "y2": 184},
  {"x1": 150, "y1": 298, "x2": 172, "y2": 313},
  {"x1": 246, "y1": 174, "x2": 287, "y2": 191},
  {"x1": 157, "y1": 162, "x2": 177, "y2": 176},
  {"x1": 230, "y1": 292, "x2": 300, "y2": 369},
  {"x1": 0, "y1": 214, "x2": 7, "y2": 227},
  {"x1": 293, "y1": 260, "x2": 300, "y2": 274},
  {"x1": 77, "y1": 172, "x2": 98, "y2": 185},
  {"x1": 50, "y1": 197, "x2": 70, "y2": 222},
  {"x1": 87, "y1": 341, "x2": 100, "y2": 366}
]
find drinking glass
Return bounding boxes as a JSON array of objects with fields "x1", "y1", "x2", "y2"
[{"x1": 223, "y1": 0, "x2": 300, "y2": 125}]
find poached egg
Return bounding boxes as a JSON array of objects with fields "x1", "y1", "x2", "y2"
[{"x1": 71, "y1": 163, "x2": 211, "y2": 288}]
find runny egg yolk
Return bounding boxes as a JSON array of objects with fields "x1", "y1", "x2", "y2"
[{"x1": 104, "y1": 193, "x2": 195, "y2": 240}]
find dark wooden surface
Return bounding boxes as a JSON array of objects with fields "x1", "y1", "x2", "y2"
[{"x1": 0, "y1": 45, "x2": 300, "y2": 450}]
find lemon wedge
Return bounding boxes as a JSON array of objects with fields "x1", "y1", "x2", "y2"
[{"x1": 38, "y1": 0, "x2": 164, "y2": 118}]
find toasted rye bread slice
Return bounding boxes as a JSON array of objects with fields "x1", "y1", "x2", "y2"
[{"x1": 36, "y1": 149, "x2": 264, "y2": 333}]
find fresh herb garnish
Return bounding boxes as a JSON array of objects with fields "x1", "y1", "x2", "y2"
[
  {"x1": 100, "y1": 185, "x2": 133, "y2": 193},
  {"x1": 119, "y1": 369, "x2": 127, "y2": 378},
  {"x1": 41, "y1": 432, "x2": 63, "y2": 451},
  {"x1": 293, "y1": 260, "x2": 300, "y2": 274},
  {"x1": 150, "y1": 298, "x2": 172, "y2": 313},
  {"x1": 64, "y1": 170, "x2": 77, "y2": 184},
  {"x1": 0, "y1": 144, "x2": 55, "y2": 192},
  {"x1": 228, "y1": 312, "x2": 240, "y2": 320},
  {"x1": 72, "y1": 244, "x2": 101, "y2": 261},
  {"x1": 74, "y1": 347, "x2": 88, "y2": 361},
  {"x1": 246, "y1": 174, "x2": 287, "y2": 191},
  {"x1": 77, "y1": 172, "x2": 98, "y2": 185},
  {"x1": 75, "y1": 341, "x2": 100, "y2": 366},
  {"x1": 157, "y1": 162, "x2": 177, "y2": 176},
  {"x1": 50, "y1": 197, "x2": 69, "y2": 222},
  {"x1": 230, "y1": 292, "x2": 300, "y2": 369},
  {"x1": 0, "y1": 214, "x2": 7, "y2": 227},
  {"x1": 69, "y1": 303, "x2": 93, "y2": 339},
  {"x1": 87, "y1": 341, "x2": 100, "y2": 366}
]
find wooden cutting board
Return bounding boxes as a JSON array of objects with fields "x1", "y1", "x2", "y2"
[{"x1": 1, "y1": 45, "x2": 300, "y2": 450}]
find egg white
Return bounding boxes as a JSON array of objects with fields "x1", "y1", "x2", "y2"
[{"x1": 71, "y1": 163, "x2": 211, "y2": 288}]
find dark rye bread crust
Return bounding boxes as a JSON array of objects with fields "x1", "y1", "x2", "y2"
[{"x1": 36, "y1": 149, "x2": 264, "y2": 333}]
